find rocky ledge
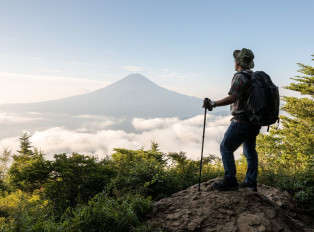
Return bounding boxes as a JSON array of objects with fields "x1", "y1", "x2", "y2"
[{"x1": 149, "y1": 178, "x2": 314, "y2": 232}]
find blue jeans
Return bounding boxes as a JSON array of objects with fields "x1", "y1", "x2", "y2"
[{"x1": 220, "y1": 120, "x2": 261, "y2": 183}]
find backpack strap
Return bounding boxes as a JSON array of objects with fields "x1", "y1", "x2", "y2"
[
  {"x1": 239, "y1": 71, "x2": 252, "y2": 80},
  {"x1": 267, "y1": 119, "x2": 280, "y2": 132}
]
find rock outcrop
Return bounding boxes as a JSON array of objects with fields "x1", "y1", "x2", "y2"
[{"x1": 149, "y1": 178, "x2": 314, "y2": 232}]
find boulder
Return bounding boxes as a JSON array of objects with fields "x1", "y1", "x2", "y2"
[{"x1": 149, "y1": 178, "x2": 314, "y2": 232}]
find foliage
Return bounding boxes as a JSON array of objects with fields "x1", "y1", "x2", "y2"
[
  {"x1": 17, "y1": 133, "x2": 33, "y2": 156},
  {"x1": 0, "y1": 190, "x2": 48, "y2": 231},
  {"x1": 110, "y1": 144, "x2": 169, "y2": 200},
  {"x1": 7, "y1": 132, "x2": 48, "y2": 192},
  {"x1": 254, "y1": 56, "x2": 314, "y2": 213},
  {"x1": 0, "y1": 148, "x2": 11, "y2": 180},
  {"x1": 44, "y1": 153, "x2": 115, "y2": 214},
  {"x1": 0, "y1": 191, "x2": 151, "y2": 232},
  {"x1": 110, "y1": 145, "x2": 223, "y2": 200},
  {"x1": 168, "y1": 152, "x2": 223, "y2": 192},
  {"x1": 3, "y1": 138, "x2": 224, "y2": 230},
  {"x1": 7, "y1": 152, "x2": 117, "y2": 216},
  {"x1": 58, "y1": 192, "x2": 151, "y2": 232},
  {"x1": 8, "y1": 154, "x2": 51, "y2": 192}
]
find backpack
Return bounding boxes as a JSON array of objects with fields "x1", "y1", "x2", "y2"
[{"x1": 241, "y1": 71, "x2": 280, "y2": 131}]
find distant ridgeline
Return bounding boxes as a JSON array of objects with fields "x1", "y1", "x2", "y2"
[{"x1": 0, "y1": 74, "x2": 228, "y2": 119}]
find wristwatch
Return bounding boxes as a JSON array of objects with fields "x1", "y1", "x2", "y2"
[{"x1": 211, "y1": 101, "x2": 216, "y2": 108}]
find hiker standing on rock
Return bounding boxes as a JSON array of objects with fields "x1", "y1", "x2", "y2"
[{"x1": 203, "y1": 48, "x2": 261, "y2": 192}]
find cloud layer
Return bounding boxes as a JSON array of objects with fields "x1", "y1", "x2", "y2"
[{"x1": 0, "y1": 114, "x2": 241, "y2": 160}]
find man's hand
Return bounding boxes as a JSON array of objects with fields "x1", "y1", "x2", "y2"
[{"x1": 202, "y1": 98, "x2": 213, "y2": 111}]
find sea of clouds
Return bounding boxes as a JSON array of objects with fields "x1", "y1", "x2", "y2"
[{"x1": 0, "y1": 112, "x2": 247, "y2": 160}]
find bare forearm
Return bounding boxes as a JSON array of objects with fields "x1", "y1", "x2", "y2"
[{"x1": 215, "y1": 95, "x2": 237, "y2": 107}]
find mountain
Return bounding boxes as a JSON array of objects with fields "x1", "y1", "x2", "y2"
[{"x1": 0, "y1": 74, "x2": 204, "y2": 119}]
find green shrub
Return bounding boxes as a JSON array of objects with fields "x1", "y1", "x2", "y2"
[
  {"x1": 43, "y1": 153, "x2": 116, "y2": 215},
  {"x1": 58, "y1": 192, "x2": 151, "y2": 232},
  {"x1": 0, "y1": 190, "x2": 52, "y2": 232}
]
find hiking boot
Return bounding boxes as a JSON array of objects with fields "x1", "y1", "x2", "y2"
[
  {"x1": 213, "y1": 178, "x2": 239, "y2": 191},
  {"x1": 239, "y1": 182, "x2": 257, "y2": 192}
]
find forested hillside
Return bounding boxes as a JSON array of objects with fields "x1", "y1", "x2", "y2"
[{"x1": 0, "y1": 57, "x2": 313, "y2": 231}]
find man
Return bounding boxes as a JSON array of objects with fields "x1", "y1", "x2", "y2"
[{"x1": 203, "y1": 48, "x2": 261, "y2": 192}]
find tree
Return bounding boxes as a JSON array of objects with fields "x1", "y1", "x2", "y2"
[
  {"x1": 256, "y1": 56, "x2": 314, "y2": 211},
  {"x1": 9, "y1": 133, "x2": 51, "y2": 192},
  {"x1": 44, "y1": 153, "x2": 115, "y2": 214},
  {"x1": 17, "y1": 132, "x2": 33, "y2": 156},
  {"x1": 0, "y1": 148, "x2": 11, "y2": 180},
  {"x1": 8, "y1": 152, "x2": 51, "y2": 192},
  {"x1": 111, "y1": 145, "x2": 168, "y2": 199}
]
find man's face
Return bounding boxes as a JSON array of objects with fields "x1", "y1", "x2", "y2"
[{"x1": 234, "y1": 60, "x2": 238, "y2": 71}]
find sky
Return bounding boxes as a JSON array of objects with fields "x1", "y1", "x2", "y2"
[
  {"x1": 0, "y1": 0, "x2": 313, "y2": 104},
  {"x1": 0, "y1": 0, "x2": 313, "y2": 159}
]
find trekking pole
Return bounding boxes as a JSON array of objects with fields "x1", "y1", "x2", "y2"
[{"x1": 198, "y1": 98, "x2": 208, "y2": 191}]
